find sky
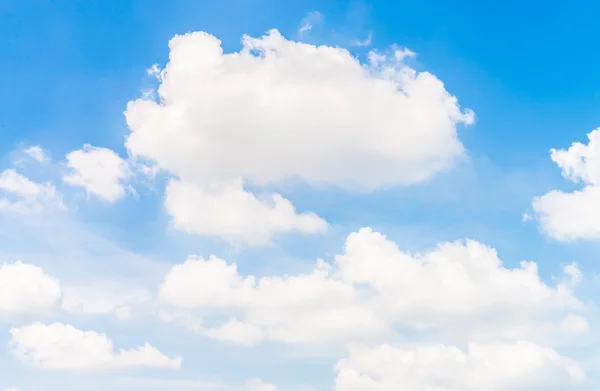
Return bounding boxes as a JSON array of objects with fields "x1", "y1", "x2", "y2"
[{"x1": 2, "y1": 1, "x2": 600, "y2": 390}]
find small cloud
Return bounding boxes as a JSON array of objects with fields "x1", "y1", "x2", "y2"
[
  {"x1": 298, "y1": 11, "x2": 323, "y2": 35},
  {"x1": 146, "y1": 64, "x2": 161, "y2": 80},
  {"x1": 141, "y1": 88, "x2": 156, "y2": 100},
  {"x1": 352, "y1": 32, "x2": 373, "y2": 47},
  {"x1": 23, "y1": 145, "x2": 48, "y2": 163}
]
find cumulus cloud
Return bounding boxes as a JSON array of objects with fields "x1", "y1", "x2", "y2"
[
  {"x1": 0, "y1": 261, "x2": 62, "y2": 316},
  {"x1": 165, "y1": 179, "x2": 327, "y2": 245},
  {"x1": 63, "y1": 144, "x2": 131, "y2": 202},
  {"x1": 158, "y1": 228, "x2": 583, "y2": 346},
  {"x1": 125, "y1": 29, "x2": 473, "y2": 190},
  {"x1": 533, "y1": 128, "x2": 600, "y2": 240},
  {"x1": 9, "y1": 322, "x2": 182, "y2": 372},
  {"x1": 0, "y1": 170, "x2": 62, "y2": 213},
  {"x1": 334, "y1": 341, "x2": 585, "y2": 391},
  {"x1": 124, "y1": 29, "x2": 473, "y2": 244}
]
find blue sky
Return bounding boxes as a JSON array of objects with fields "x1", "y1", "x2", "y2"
[{"x1": 2, "y1": 1, "x2": 600, "y2": 390}]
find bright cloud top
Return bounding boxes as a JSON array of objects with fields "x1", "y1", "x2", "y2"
[
  {"x1": 9, "y1": 322, "x2": 182, "y2": 372},
  {"x1": 533, "y1": 128, "x2": 600, "y2": 240},
  {"x1": 63, "y1": 144, "x2": 131, "y2": 202}
]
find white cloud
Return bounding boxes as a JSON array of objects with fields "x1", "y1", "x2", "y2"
[
  {"x1": 3, "y1": 388, "x2": 20, "y2": 391},
  {"x1": 63, "y1": 144, "x2": 131, "y2": 202},
  {"x1": 165, "y1": 179, "x2": 327, "y2": 245},
  {"x1": 532, "y1": 128, "x2": 600, "y2": 240},
  {"x1": 125, "y1": 29, "x2": 473, "y2": 190},
  {"x1": 334, "y1": 341, "x2": 585, "y2": 391},
  {"x1": 0, "y1": 261, "x2": 61, "y2": 316},
  {"x1": 0, "y1": 259, "x2": 152, "y2": 321},
  {"x1": 123, "y1": 29, "x2": 473, "y2": 244},
  {"x1": 23, "y1": 145, "x2": 48, "y2": 162},
  {"x1": 9, "y1": 322, "x2": 182, "y2": 372},
  {"x1": 533, "y1": 185, "x2": 600, "y2": 240},
  {"x1": 0, "y1": 170, "x2": 62, "y2": 213},
  {"x1": 158, "y1": 228, "x2": 583, "y2": 347}
]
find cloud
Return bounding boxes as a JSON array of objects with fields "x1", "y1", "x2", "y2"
[
  {"x1": 530, "y1": 127, "x2": 600, "y2": 241},
  {"x1": 123, "y1": 28, "x2": 473, "y2": 244},
  {"x1": 9, "y1": 322, "x2": 182, "y2": 372},
  {"x1": 298, "y1": 11, "x2": 323, "y2": 34},
  {"x1": 352, "y1": 32, "x2": 372, "y2": 47},
  {"x1": 164, "y1": 178, "x2": 327, "y2": 245},
  {"x1": 0, "y1": 170, "x2": 62, "y2": 213},
  {"x1": 0, "y1": 261, "x2": 62, "y2": 316},
  {"x1": 125, "y1": 29, "x2": 473, "y2": 190},
  {"x1": 63, "y1": 144, "x2": 131, "y2": 202},
  {"x1": 23, "y1": 145, "x2": 48, "y2": 162},
  {"x1": 158, "y1": 228, "x2": 583, "y2": 346},
  {"x1": 532, "y1": 129, "x2": 600, "y2": 240},
  {"x1": 0, "y1": 259, "x2": 150, "y2": 320},
  {"x1": 334, "y1": 341, "x2": 585, "y2": 391}
]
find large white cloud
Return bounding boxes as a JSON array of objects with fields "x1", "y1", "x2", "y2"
[
  {"x1": 124, "y1": 29, "x2": 474, "y2": 244},
  {"x1": 0, "y1": 261, "x2": 62, "y2": 316},
  {"x1": 63, "y1": 144, "x2": 131, "y2": 202},
  {"x1": 158, "y1": 227, "x2": 583, "y2": 346},
  {"x1": 533, "y1": 128, "x2": 600, "y2": 240},
  {"x1": 9, "y1": 322, "x2": 182, "y2": 372},
  {"x1": 125, "y1": 29, "x2": 473, "y2": 189},
  {"x1": 0, "y1": 170, "x2": 62, "y2": 213},
  {"x1": 334, "y1": 341, "x2": 585, "y2": 391}
]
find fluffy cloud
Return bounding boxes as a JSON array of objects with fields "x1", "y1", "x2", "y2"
[
  {"x1": 0, "y1": 261, "x2": 150, "y2": 320},
  {"x1": 0, "y1": 261, "x2": 62, "y2": 316},
  {"x1": 158, "y1": 228, "x2": 583, "y2": 346},
  {"x1": 126, "y1": 29, "x2": 473, "y2": 189},
  {"x1": 124, "y1": 29, "x2": 473, "y2": 244},
  {"x1": 0, "y1": 170, "x2": 62, "y2": 213},
  {"x1": 533, "y1": 128, "x2": 600, "y2": 240},
  {"x1": 63, "y1": 144, "x2": 131, "y2": 202},
  {"x1": 334, "y1": 342, "x2": 585, "y2": 391},
  {"x1": 165, "y1": 179, "x2": 327, "y2": 245},
  {"x1": 9, "y1": 322, "x2": 182, "y2": 372}
]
